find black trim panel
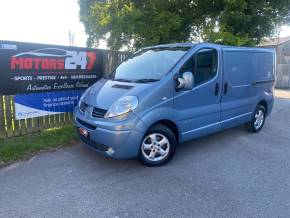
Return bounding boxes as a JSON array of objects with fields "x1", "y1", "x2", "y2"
[
  {"x1": 252, "y1": 79, "x2": 275, "y2": 85},
  {"x1": 78, "y1": 131, "x2": 109, "y2": 152},
  {"x1": 76, "y1": 118, "x2": 96, "y2": 130}
]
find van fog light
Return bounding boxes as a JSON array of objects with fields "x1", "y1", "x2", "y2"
[{"x1": 106, "y1": 147, "x2": 115, "y2": 155}]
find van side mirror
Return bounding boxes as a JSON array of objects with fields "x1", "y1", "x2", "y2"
[{"x1": 176, "y1": 72, "x2": 194, "y2": 90}]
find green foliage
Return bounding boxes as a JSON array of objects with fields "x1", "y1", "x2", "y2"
[
  {"x1": 0, "y1": 126, "x2": 77, "y2": 165},
  {"x1": 79, "y1": 0, "x2": 290, "y2": 50},
  {"x1": 203, "y1": 0, "x2": 290, "y2": 46}
]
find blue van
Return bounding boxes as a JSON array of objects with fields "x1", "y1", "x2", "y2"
[{"x1": 74, "y1": 42, "x2": 275, "y2": 166}]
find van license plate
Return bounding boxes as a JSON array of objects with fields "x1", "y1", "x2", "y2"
[{"x1": 79, "y1": 128, "x2": 89, "y2": 138}]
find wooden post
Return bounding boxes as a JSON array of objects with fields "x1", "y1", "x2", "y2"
[
  {"x1": 19, "y1": 118, "x2": 27, "y2": 136},
  {"x1": 26, "y1": 118, "x2": 33, "y2": 134},
  {"x1": 43, "y1": 115, "x2": 50, "y2": 129},
  {"x1": 32, "y1": 117, "x2": 40, "y2": 133},
  {"x1": 4, "y1": 96, "x2": 14, "y2": 138},
  {"x1": 0, "y1": 96, "x2": 6, "y2": 139},
  {"x1": 11, "y1": 96, "x2": 21, "y2": 137}
]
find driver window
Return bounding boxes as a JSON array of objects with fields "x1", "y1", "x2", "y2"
[{"x1": 180, "y1": 48, "x2": 218, "y2": 86}]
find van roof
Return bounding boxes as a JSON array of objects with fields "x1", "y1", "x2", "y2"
[
  {"x1": 143, "y1": 42, "x2": 198, "y2": 49},
  {"x1": 144, "y1": 42, "x2": 274, "y2": 53}
]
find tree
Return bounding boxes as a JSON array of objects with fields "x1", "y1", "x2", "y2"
[
  {"x1": 79, "y1": 0, "x2": 290, "y2": 50},
  {"x1": 203, "y1": 0, "x2": 290, "y2": 46}
]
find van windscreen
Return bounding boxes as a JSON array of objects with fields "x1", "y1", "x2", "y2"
[{"x1": 110, "y1": 47, "x2": 190, "y2": 82}]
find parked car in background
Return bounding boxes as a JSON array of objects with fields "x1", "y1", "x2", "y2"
[{"x1": 74, "y1": 42, "x2": 275, "y2": 167}]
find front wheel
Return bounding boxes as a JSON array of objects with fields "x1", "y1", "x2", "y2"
[
  {"x1": 245, "y1": 105, "x2": 266, "y2": 133},
  {"x1": 138, "y1": 124, "x2": 177, "y2": 167}
]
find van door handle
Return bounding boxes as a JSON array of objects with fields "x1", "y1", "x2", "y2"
[
  {"x1": 224, "y1": 82, "x2": 228, "y2": 95},
  {"x1": 214, "y1": 83, "x2": 219, "y2": 96}
]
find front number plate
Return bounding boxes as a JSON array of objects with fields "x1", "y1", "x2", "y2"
[{"x1": 78, "y1": 127, "x2": 89, "y2": 138}]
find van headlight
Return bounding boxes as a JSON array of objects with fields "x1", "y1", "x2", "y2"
[{"x1": 105, "y1": 96, "x2": 138, "y2": 118}]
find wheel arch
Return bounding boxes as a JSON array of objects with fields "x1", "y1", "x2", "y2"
[
  {"x1": 258, "y1": 100, "x2": 268, "y2": 115},
  {"x1": 149, "y1": 119, "x2": 180, "y2": 143}
]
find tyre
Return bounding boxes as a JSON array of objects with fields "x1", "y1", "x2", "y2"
[
  {"x1": 245, "y1": 105, "x2": 266, "y2": 133},
  {"x1": 138, "y1": 124, "x2": 177, "y2": 167}
]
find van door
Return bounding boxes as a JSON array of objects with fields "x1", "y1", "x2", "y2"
[
  {"x1": 174, "y1": 47, "x2": 222, "y2": 142},
  {"x1": 220, "y1": 49, "x2": 255, "y2": 129}
]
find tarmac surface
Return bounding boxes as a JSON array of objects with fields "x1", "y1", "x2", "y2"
[{"x1": 1, "y1": 91, "x2": 290, "y2": 217}]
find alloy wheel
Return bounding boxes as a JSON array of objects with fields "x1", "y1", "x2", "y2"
[{"x1": 141, "y1": 133, "x2": 170, "y2": 162}]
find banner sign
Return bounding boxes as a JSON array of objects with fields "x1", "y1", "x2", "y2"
[
  {"x1": 15, "y1": 90, "x2": 84, "y2": 120},
  {"x1": 0, "y1": 40, "x2": 104, "y2": 95}
]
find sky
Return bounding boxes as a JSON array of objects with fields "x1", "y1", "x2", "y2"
[
  {"x1": 280, "y1": 26, "x2": 290, "y2": 37},
  {"x1": 0, "y1": 0, "x2": 290, "y2": 49},
  {"x1": 0, "y1": 0, "x2": 98, "y2": 47}
]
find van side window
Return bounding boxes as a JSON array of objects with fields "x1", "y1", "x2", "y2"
[{"x1": 180, "y1": 48, "x2": 218, "y2": 86}]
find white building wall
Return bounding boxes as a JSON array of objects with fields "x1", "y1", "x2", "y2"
[{"x1": 276, "y1": 41, "x2": 290, "y2": 88}]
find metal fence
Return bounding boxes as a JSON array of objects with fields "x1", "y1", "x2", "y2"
[{"x1": 0, "y1": 50, "x2": 129, "y2": 139}]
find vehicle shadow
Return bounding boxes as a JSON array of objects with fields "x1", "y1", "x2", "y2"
[{"x1": 174, "y1": 125, "x2": 248, "y2": 162}]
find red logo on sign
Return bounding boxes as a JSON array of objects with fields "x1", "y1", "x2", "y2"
[{"x1": 10, "y1": 48, "x2": 97, "y2": 71}]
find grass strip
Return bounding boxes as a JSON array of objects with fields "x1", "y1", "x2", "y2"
[{"x1": 0, "y1": 125, "x2": 77, "y2": 166}]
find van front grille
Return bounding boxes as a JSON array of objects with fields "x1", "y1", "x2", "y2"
[
  {"x1": 92, "y1": 107, "x2": 107, "y2": 118},
  {"x1": 80, "y1": 101, "x2": 107, "y2": 118},
  {"x1": 80, "y1": 102, "x2": 89, "y2": 113}
]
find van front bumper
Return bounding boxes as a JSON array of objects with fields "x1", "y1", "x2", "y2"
[{"x1": 74, "y1": 108, "x2": 146, "y2": 159}]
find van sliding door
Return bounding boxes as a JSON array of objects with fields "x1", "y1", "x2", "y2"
[{"x1": 220, "y1": 49, "x2": 255, "y2": 129}]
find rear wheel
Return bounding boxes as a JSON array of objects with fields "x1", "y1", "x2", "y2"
[
  {"x1": 245, "y1": 105, "x2": 266, "y2": 133},
  {"x1": 138, "y1": 124, "x2": 177, "y2": 167}
]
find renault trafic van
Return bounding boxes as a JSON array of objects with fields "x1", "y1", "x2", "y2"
[{"x1": 74, "y1": 42, "x2": 275, "y2": 166}]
